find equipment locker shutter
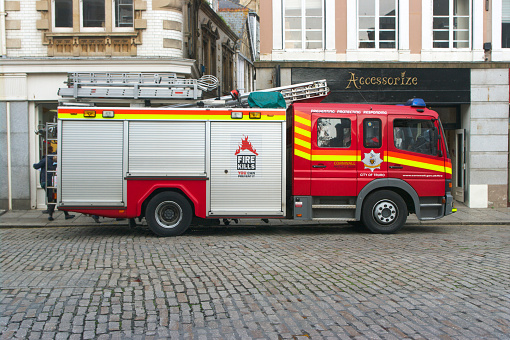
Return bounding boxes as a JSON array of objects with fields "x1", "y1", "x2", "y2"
[
  {"x1": 210, "y1": 122, "x2": 284, "y2": 215},
  {"x1": 128, "y1": 122, "x2": 206, "y2": 176},
  {"x1": 60, "y1": 120, "x2": 124, "y2": 205}
]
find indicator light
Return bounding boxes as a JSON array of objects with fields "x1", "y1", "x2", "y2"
[
  {"x1": 231, "y1": 112, "x2": 243, "y2": 119},
  {"x1": 84, "y1": 110, "x2": 96, "y2": 117},
  {"x1": 249, "y1": 112, "x2": 261, "y2": 119}
]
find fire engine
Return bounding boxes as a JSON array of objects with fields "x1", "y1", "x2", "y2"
[{"x1": 54, "y1": 73, "x2": 455, "y2": 236}]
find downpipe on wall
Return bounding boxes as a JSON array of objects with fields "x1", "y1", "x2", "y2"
[{"x1": 6, "y1": 102, "x2": 12, "y2": 210}]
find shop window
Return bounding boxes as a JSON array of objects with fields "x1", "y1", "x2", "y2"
[
  {"x1": 358, "y1": 0, "x2": 397, "y2": 49},
  {"x1": 433, "y1": 0, "x2": 470, "y2": 48},
  {"x1": 503, "y1": 0, "x2": 510, "y2": 48},
  {"x1": 363, "y1": 118, "x2": 382, "y2": 148},
  {"x1": 36, "y1": 104, "x2": 59, "y2": 162},
  {"x1": 284, "y1": 0, "x2": 324, "y2": 50},
  {"x1": 394, "y1": 119, "x2": 439, "y2": 156},
  {"x1": 317, "y1": 118, "x2": 351, "y2": 148}
]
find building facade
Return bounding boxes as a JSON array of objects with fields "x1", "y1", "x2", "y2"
[
  {"x1": 0, "y1": 0, "x2": 257, "y2": 210},
  {"x1": 256, "y1": 0, "x2": 510, "y2": 208}
]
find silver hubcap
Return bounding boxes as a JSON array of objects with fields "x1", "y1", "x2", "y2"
[
  {"x1": 373, "y1": 199, "x2": 398, "y2": 224},
  {"x1": 155, "y1": 201, "x2": 182, "y2": 229}
]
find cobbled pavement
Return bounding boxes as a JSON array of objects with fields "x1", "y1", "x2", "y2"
[{"x1": 0, "y1": 224, "x2": 509, "y2": 339}]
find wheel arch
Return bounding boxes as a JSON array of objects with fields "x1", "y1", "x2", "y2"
[
  {"x1": 140, "y1": 187, "x2": 196, "y2": 219},
  {"x1": 355, "y1": 179, "x2": 420, "y2": 220}
]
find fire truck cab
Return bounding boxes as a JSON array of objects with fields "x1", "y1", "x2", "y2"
[
  {"x1": 290, "y1": 99, "x2": 454, "y2": 233},
  {"x1": 56, "y1": 97, "x2": 454, "y2": 236}
]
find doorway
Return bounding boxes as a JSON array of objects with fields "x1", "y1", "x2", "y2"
[{"x1": 430, "y1": 106, "x2": 464, "y2": 202}]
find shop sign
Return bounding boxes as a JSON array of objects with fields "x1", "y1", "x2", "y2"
[{"x1": 292, "y1": 68, "x2": 471, "y2": 104}]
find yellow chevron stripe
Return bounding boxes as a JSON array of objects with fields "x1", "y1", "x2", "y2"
[
  {"x1": 294, "y1": 137, "x2": 311, "y2": 150},
  {"x1": 387, "y1": 156, "x2": 445, "y2": 173},
  {"x1": 295, "y1": 115, "x2": 311, "y2": 127},
  {"x1": 295, "y1": 149, "x2": 311, "y2": 160},
  {"x1": 445, "y1": 166, "x2": 452, "y2": 174},
  {"x1": 295, "y1": 126, "x2": 311, "y2": 139}
]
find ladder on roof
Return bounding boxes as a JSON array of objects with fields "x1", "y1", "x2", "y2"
[
  {"x1": 172, "y1": 79, "x2": 330, "y2": 108},
  {"x1": 58, "y1": 72, "x2": 220, "y2": 101}
]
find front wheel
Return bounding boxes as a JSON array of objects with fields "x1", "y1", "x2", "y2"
[
  {"x1": 146, "y1": 192, "x2": 192, "y2": 236},
  {"x1": 361, "y1": 190, "x2": 407, "y2": 234}
]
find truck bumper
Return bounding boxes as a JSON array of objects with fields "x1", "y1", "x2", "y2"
[{"x1": 444, "y1": 192, "x2": 456, "y2": 215}]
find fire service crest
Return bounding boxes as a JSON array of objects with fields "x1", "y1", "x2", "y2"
[{"x1": 362, "y1": 150, "x2": 383, "y2": 172}]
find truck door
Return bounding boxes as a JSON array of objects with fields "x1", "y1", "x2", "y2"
[
  {"x1": 311, "y1": 113, "x2": 357, "y2": 196},
  {"x1": 357, "y1": 117, "x2": 388, "y2": 191},
  {"x1": 388, "y1": 116, "x2": 445, "y2": 196}
]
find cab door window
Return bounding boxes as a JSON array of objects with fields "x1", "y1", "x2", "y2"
[
  {"x1": 317, "y1": 118, "x2": 351, "y2": 148},
  {"x1": 363, "y1": 118, "x2": 382, "y2": 148},
  {"x1": 394, "y1": 119, "x2": 439, "y2": 156}
]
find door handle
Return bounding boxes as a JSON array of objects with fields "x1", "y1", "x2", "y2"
[
  {"x1": 389, "y1": 165, "x2": 403, "y2": 169},
  {"x1": 313, "y1": 164, "x2": 327, "y2": 168}
]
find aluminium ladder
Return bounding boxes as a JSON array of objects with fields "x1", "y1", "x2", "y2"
[{"x1": 58, "y1": 72, "x2": 219, "y2": 101}]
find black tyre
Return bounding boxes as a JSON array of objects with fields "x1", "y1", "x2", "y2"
[
  {"x1": 146, "y1": 192, "x2": 192, "y2": 236},
  {"x1": 361, "y1": 190, "x2": 407, "y2": 234}
]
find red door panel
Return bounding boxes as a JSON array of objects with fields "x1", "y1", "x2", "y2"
[
  {"x1": 388, "y1": 116, "x2": 445, "y2": 196},
  {"x1": 311, "y1": 114, "x2": 357, "y2": 197},
  {"x1": 356, "y1": 116, "x2": 388, "y2": 193}
]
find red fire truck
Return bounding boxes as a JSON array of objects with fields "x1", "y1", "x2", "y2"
[
  {"x1": 55, "y1": 73, "x2": 455, "y2": 236},
  {"x1": 56, "y1": 100, "x2": 456, "y2": 236}
]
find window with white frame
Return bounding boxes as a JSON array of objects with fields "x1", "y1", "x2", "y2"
[
  {"x1": 54, "y1": 0, "x2": 73, "y2": 29},
  {"x1": 433, "y1": 0, "x2": 470, "y2": 48},
  {"x1": 114, "y1": 0, "x2": 134, "y2": 29},
  {"x1": 52, "y1": 0, "x2": 134, "y2": 31},
  {"x1": 503, "y1": 0, "x2": 510, "y2": 48},
  {"x1": 82, "y1": 0, "x2": 105, "y2": 29},
  {"x1": 284, "y1": 0, "x2": 324, "y2": 50},
  {"x1": 358, "y1": 0, "x2": 397, "y2": 49}
]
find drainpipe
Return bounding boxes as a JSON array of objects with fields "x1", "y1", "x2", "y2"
[
  {"x1": 6, "y1": 102, "x2": 12, "y2": 210},
  {"x1": 0, "y1": 0, "x2": 6, "y2": 57}
]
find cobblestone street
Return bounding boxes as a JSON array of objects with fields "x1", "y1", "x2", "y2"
[{"x1": 0, "y1": 224, "x2": 509, "y2": 339}]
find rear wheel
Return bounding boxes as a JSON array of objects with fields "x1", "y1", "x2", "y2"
[
  {"x1": 146, "y1": 192, "x2": 192, "y2": 236},
  {"x1": 361, "y1": 190, "x2": 407, "y2": 234}
]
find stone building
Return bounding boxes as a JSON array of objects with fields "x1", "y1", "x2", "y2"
[
  {"x1": 256, "y1": 0, "x2": 510, "y2": 208},
  {"x1": 0, "y1": 0, "x2": 254, "y2": 210}
]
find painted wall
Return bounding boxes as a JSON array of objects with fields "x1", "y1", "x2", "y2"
[
  {"x1": 0, "y1": 101, "x2": 30, "y2": 210},
  {"x1": 468, "y1": 69, "x2": 509, "y2": 208}
]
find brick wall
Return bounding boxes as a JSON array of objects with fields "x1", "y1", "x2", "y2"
[{"x1": 5, "y1": 1, "x2": 46, "y2": 57}]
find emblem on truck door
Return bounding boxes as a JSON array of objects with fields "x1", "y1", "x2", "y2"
[{"x1": 362, "y1": 151, "x2": 383, "y2": 172}]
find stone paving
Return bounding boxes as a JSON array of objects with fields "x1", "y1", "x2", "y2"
[{"x1": 0, "y1": 224, "x2": 509, "y2": 339}]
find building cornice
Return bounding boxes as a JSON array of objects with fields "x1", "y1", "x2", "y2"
[
  {"x1": 254, "y1": 61, "x2": 510, "y2": 69},
  {"x1": 0, "y1": 57, "x2": 198, "y2": 75}
]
